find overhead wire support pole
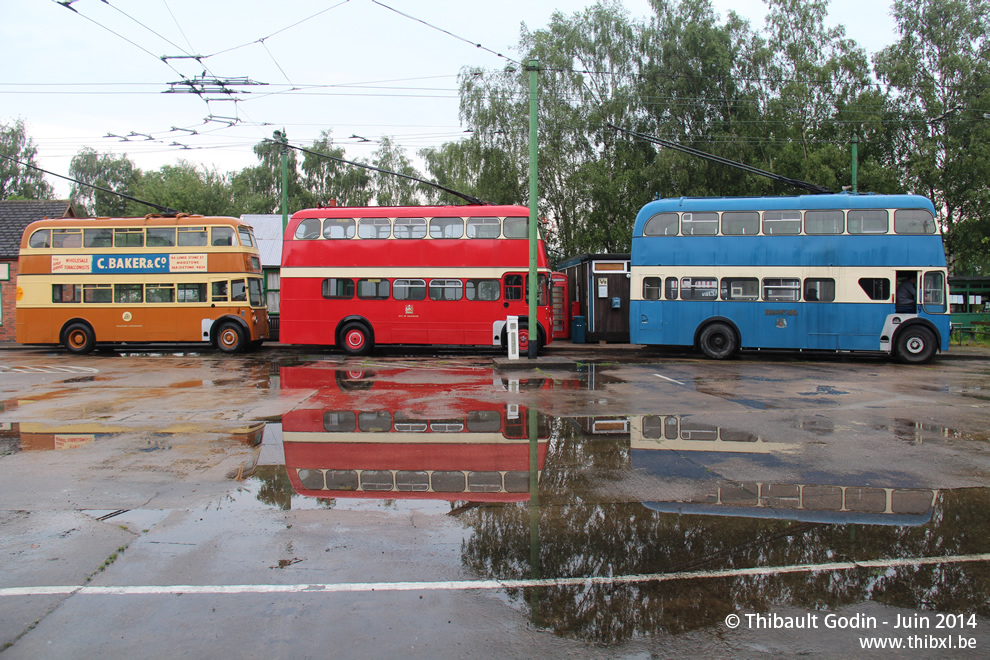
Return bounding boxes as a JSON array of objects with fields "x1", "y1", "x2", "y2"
[
  {"x1": 273, "y1": 130, "x2": 289, "y2": 236},
  {"x1": 526, "y1": 59, "x2": 539, "y2": 359}
]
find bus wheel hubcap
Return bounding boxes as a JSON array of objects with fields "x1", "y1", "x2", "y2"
[
  {"x1": 220, "y1": 330, "x2": 237, "y2": 347},
  {"x1": 907, "y1": 337, "x2": 925, "y2": 353},
  {"x1": 346, "y1": 331, "x2": 365, "y2": 349}
]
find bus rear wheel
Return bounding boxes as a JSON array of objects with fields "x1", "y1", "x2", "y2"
[
  {"x1": 339, "y1": 322, "x2": 373, "y2": 356},
  {"x1": 895, "y1": 326, "x2": 936, "y2": 364},
  {"x1": 216, "y1": 322, "x2": 247, "y2": 353},
  {"x1": 699, "y1": 322, "x2": 738, "y2": 360},
  {"x1": 63, "y1": 323, "x2": 96, "y2": 355}
]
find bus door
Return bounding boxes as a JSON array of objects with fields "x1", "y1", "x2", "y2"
[{"x1": 895, "y1": 270, "x2": 919, "y2": 314}]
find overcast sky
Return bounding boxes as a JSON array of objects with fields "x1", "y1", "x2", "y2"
[{"x1": 2, "y1": 0, "x2": 898, "y2": 197}]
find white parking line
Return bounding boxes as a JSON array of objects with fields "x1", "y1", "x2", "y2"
[
  {"x1": 2, "y1": 553, "x2": 987, "y2": 598},
  {"x1": 0, "y1": 365, "x2": 99, "y2": 374},
  {"x1": 654, "y1": 373, "x2": 686, "y2": 386}
]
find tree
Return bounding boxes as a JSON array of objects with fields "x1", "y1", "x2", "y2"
[
  {"x1": 0, "y1": 118, "x2": 53, "y2": 200},
  {"x1": 874, "y1": 0, "x2": 990, "y2": 272},
  {"x1": 231, "y1": 136, "x2": 315, "y2": 215},
  {"x1": 370, "y1": 137, "x2": 425, "y2": 206},
  {"x1": 300, "y1": 131, "x2": 373, "y2": 207},
  {"x1": 127, "y1": 161, "x2": 237, "y2": 216},
  {"x1": 68, "y1": 147, "x2": 140, "y2": 217}
]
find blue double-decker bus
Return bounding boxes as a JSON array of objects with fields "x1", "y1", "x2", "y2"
[{"x1": 629, "y1": 193, "x2": 951, "y2": 363}]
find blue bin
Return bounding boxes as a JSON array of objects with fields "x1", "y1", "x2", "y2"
[{"x1": 571, "y1": 316, "x2": 586, "y2": 344}]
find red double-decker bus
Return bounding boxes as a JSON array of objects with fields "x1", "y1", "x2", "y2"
[
  {"x1": 279, "y1": 205, "x2": 554, "y2": 355},
  {"x1": 280, "y1": 364, "x2": 549, "y2": 502}
]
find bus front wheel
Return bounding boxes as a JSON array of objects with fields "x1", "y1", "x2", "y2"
[
  {"x1": 216, "y1": 322, "x2": 247, "y2": 353},
  {"x1": 339, "y1": 322, "x2": 373, "y2": 356},
  {"x1": 894, "y1": 326, "x2": 936, "y2": 364},
  {"x1": 63, "y1": 323, "x2": 96, "y2": 355},
  {"x1": 699, "y1": 322, "x2": 738, "y2": 360}
]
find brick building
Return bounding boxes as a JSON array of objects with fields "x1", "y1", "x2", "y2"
[{"x1": 0, "y1": 200, "x2": 76, "y2": 342}]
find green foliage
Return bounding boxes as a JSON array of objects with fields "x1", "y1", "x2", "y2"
[
  {"x1": 126, "y1": 161, "x2": 238, "y2": 217},
  {"x1": 69, "y1": 147, "x2": 140, "y2": 216},
  {"x1": 0, "y1": 118, "x2": 53, "y2": 200}
]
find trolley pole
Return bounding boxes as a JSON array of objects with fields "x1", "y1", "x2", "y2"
[{"x1": 526, "y1": 59, "x2": 539, "y2": 359}]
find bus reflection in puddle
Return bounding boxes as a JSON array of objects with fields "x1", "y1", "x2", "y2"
[
  {"x1": 280, "y1": 364, "x2": 551, "y2": 503},
  {"x1": 282, "y1": 406, "x2": 549, "y2": 503},
  {"x1": 628, "y1": 414, "x2": 938, "y2": 525}
]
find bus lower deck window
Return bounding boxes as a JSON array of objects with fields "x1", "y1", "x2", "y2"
[
  {"x1": 83, "y1": 284, "x2": 112, "y2": 303},
  {"x1": 357, "y1": 279, "x2": 390, "y2": 299},
  {"x1": 466, "y1": 279, "x2": 500, "y2": 301},
  {"x1": 145, "y1": 284, "x2": 176, "y2": 303},
  {"x1": 858, "y1": 278, "x2": 891, "y2": 300},
  {"x1": 178, "y1": 283, "x2": 207, "y2": 302},
  {"x1": 804, "y1": 279, "x2": 835, "y2": 302},
  {"x1": 643, "y1": 277, "x2": 662, "y2": 300},
  {"x1": 322, "y1": 278, "x2": 355, "y2": 299},
  {"x1": 52, "y1": 283, "x2": 81, "y2": 303}
]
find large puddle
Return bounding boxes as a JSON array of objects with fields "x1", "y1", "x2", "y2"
[{"x1": 3, "y1": 360, "x2": 988, "y2": 646}]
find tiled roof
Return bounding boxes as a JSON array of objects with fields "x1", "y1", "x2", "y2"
[{"x1": 0, "y1": 200, "x2": 76, "y2": 258}]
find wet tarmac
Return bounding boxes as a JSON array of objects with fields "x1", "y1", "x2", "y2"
[{"x1": 1, "y1": 344, "x2": 989, "y2": 657}]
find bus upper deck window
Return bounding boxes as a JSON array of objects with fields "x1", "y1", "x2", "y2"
[
  {"x1": 430, "y1": 217, "x2": 464, "y2": 239},
  {"x1": 323, "y1": 218, "x2": 355, "y2": 239},
  {"x1": 762, "y1": 211, "x2": 802, "y2": 235},
  {"x1": 393, "y1": 218, "x2": 427, "y2": 239},
  {"x1": 146, "y1": 227, "x2": 175, "y2": 247},
  {"x1": 358, "y1": 218, "x2": 391, "y2": 239},
  {"x1": 721, "y1": 212, "x2": 760, "y2": 236},
  {"x1": 467, "y1": 217, "x2": 500, "y2": 239},
  {"x1": 894, "y1": 209, "x2": 937, "y2": 234},
  {"x1": 29, "y1": 229, "x2": 51, "y2": 248},
  {"x1": 178, "y1": 227, "x2": 207, "y2": 246},
  {"x1": 805, "y1": 210, "x2": 844, "y2": 234},
  {"x1": 114, "y1": 228, "x2": 143, "y2": 248},
  {"x1": 681, "y1": 212, "x2": 718, "y2": 236},
  {"x1": 503, "y1": 217, "x2": 528, "y2": 238},
  {"x1": 848, "y1": 210, "x2": 889, "y2": 234},
  {"x1": 85, "y1": 228, "x2": 113, "y2": 248},
  {"x1": 212, "y1": 227, "x2": 235, "y2": 246},
  {"x1": 295, "y1": 219, "x2": 321, "y2": 240},
  {"x1": 238, "y1": 226, "x2": 256, "y2": 247},
  {"x1": 53, "y1": 228, "x2": 82, "y2": 248},
  {"x1": 643, "y1": 213, "x2": 678, "y2": 236}
]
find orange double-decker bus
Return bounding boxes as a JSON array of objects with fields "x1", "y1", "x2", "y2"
[{"x1": 16, "y1": 215, "x2": 269, "y2": 353}]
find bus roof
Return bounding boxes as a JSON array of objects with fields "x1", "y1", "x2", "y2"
[
  {"x1": 291, "y1": 204, "x2": 530, "y2": 219},
  {"x1": 633, "y1": 193, "x2": 938, "y2": 236}
]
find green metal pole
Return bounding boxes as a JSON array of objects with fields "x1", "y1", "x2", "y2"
[
  {"x1": 851, "y1": 133, "x2": 858, "y2": 194},
  {"x1": 275, "y1": 129, "x2": 289, "y2": 236},
  {"x1": 527, "y1": 60, "x2": 539, "y2": 359}
]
